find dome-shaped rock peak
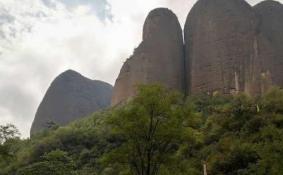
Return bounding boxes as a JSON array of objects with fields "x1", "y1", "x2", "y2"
[
  {"x1": 111, "y1": 8, "x2": 185, "y2": 106},
  {"x1": 184, "y1": 0, "x2": 258, "y2": 95},
  {"x1": 251, "y1": 0, "x2": 283, "y2": 91},
  {"x1": 30, "y1": 70, "x2": 113, "y2": 136}
]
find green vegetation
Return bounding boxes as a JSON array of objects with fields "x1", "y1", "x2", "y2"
[
  {"x1": 0, "y1": 124, "x2": 20, "y2": 144},
  {"x1": 17, "y1": 150, "x2": 75, "y2": 175},
  {"x1": 1, "y1": 85, "x2": 283, "y2": 175}
]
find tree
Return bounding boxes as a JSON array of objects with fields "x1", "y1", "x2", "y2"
[
  {"x1": 0, "y1": 124, "x2": 21, "y2": 170},
  {"x1": 261, "y1": 87, "x2": 283, "y2": 113},
  {"x1": 17, "y1": 149, "x2": 75, "y2": 175},
  {"x1": 103, "y1": 85, "x2": 186, "y2": 175},
  {"x1": 0, "y1": 123, "x2": 20, "y2": 144}
]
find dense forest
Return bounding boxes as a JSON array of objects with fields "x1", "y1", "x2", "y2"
[{"x1": 1, "y1": 85, "x2": 283, "y2": 175}]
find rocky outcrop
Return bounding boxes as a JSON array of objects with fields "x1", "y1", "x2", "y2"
[
  {"x1": 112, "y1": 0, "x2": 283, "y2": 104},
  {"x1": 184, "y1": 0, "x2": 259, "y2": 95},
  {"x1": 111, "y1": 8, "x2": 185, "y2": 106},
  {"x1": 254, "y1": 0, "x2": 283, "y2": 52},
  {"x1": 30, "y1": 70, "x2": 113, "y2": 135},
  {"x1": 251, "y1": 1, "x2": 283, "y2": 93}
]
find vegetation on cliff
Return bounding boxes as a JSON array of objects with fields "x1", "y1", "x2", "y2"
[{"x1": 1, "y1": 85, "x2": 283, "y2": 175}]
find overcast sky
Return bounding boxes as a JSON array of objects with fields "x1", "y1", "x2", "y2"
[{"x1": 0, "y1": 0, "x2": 280, "y2": 137}]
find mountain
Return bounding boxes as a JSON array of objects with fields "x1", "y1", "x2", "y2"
[
  {"x1": 3, "y1": 1, "x2": 283, "y2": 174},
  {"x1": 184, "y1": 0, "x2": 258, "y2": 95},
  {"x1": 251, "y1": 0, "x2": 283, "y2": 94},
  {"x1": 30, "y1": 70, "x2": 113, "y2": 135},
  {"x1": 112, "y1": 0, "x2": 283, "y2": 105},
  {"x1": 111, "y1": 8, "x2": 185, "y2": 106}
]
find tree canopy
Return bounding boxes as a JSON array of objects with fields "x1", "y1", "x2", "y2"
[{"x1": 1, "y1": 85, "x2": 283, "y2": 175}]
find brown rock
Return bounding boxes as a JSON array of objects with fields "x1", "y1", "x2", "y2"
[
  {"x1": 112, "y1": 8, "x2": 185, "y2": 105},
  {"x1": 251, "y1": 0, "x2": 283, "y2": 93},
  {"x1": 30, "y1": 70, "x2": 113, "y2": 136},
  {"x1": 184, "y1": 0, "x2": 258, "y2": 95}
]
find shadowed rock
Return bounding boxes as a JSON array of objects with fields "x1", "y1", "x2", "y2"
[
  {"x1": 30, "y1": 70, "x2": 113, "y2": 136},
  {"x1": 250, "y1": 0, "x2": 283, "y2": 93},
  {"x1": 184, "y1": 0, "x2": 258, "y2": 95},
  {"x1": 112, "y1": 8, "x2": 185, "y2": 106}
]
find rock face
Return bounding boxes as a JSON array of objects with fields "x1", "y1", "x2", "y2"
[
  {"x1": 112, "y1": 0, "x2": 283, "y2": 104},
  {"x1": 111, "y1": 8, "x2": 185, "y2": 106},
  {"x1": 184, "y1": 0, "x2": 259, "y2": 95},
  {"x1": 30, "y1": 70, "x2": 113, "y2": 135},
  {"x1": 251, "y1": 0, "x2": 283, "y2": 93}
]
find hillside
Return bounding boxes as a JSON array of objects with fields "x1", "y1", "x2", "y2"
[
  {"x1": 1, "y1": 85, "x2": 283, "y2": 175},
  {"x1": 1, "y1": 0, "x2": 283, "y2": 174}
]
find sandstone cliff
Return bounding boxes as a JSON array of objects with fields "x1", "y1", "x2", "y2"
[
  {"x1": 250, "y1": 0, "x2": 283, "y2": 93},
  {"x1": 112, "y1": 0, "x2": 283, "y2": 104},
  {"x1": 30, "y1": 70, "x2": 113, "y2": 135},
  {"x1": 184, "y1": 0, "x2": 258, "y2": 95},
  {"x1": 111, "y1": 8, "x2": 185, "y2": 106}
]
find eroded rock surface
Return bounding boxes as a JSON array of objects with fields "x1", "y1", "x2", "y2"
[
  {"x1": 112, "y1": 0, "x2": 283, "y2": 104},
  {"x1": 112, "y1": 8, "x2": 185, "y2": 106},
  {"x1": 184, "y1": 0, "x2": 258, "y2": 95},
  {"x1": 251, "y1": 1, "x2": 283, "y2": 93},
  {"x1": 30, "y1": 70, "x2": 113, "y2": 135}
]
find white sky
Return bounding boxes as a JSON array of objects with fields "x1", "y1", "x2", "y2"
[{"x1": 0, "y1": 0, "x2": 281, "y2": 137}]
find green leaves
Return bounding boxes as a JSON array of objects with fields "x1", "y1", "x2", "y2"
[
  {"x1": 2, "y1": 85, "x2": 283, "y2": 175},
  {"x1": 0, "y1": 123, "x2": 20, "y2": 144},
  {"x1": 17, "y1": 150, "x2": 75, "y2": 175},
  {"x1": 103, "y1": 85, "x2": 186, "y2": 175}
]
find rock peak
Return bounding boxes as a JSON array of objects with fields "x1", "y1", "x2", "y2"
[
  {"x1": 255, "y1": 0, "x2": 282, "y2": 7},
  {"x1": 112, "y1": 0, "x2": 283, "y2": 105},
  {"x1": 57, "y1": 69, "x2": 83, "y2": 79},
  {"x1": 112, "y1": 7, "x2": 184, "y2": 106},
  {"x1": 30, "y1": 70, "x2": 113, "y2": 136},
  {"x1": 184, "y1": 0, "x2": 257, "y2": 95},
  {"x1": 143, "y1": 8, "x2": 181, "y2": 41},
  {"x1": 146, "y1": 8, "x2": 176, "y2": 18},
  {"x1": 253, "y1": 0, "x2": 283, "y2": 91}
]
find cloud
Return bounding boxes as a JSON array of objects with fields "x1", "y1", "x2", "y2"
[
  {"x1": 0, "y1": 0, "x2": 140, "y2": 137},
  {"x1": 42, "y1": 0, "x2": 113, "y2": 21}
]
